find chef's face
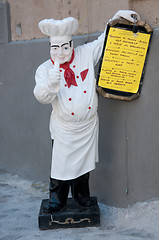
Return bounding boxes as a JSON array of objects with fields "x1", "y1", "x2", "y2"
[{"x1": 50, "y1": 35, "x2": 73, "y2": 64}]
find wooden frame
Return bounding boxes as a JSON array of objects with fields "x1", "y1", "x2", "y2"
[{"x1": 97, "y1": 17, "x2": 153, "y2": 101}]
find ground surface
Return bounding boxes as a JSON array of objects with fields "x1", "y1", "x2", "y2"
[{"x1": 0, "y1": 169, "x2": 159, "y2": 240}]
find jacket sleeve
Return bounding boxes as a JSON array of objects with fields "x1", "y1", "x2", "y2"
[
  {"x1": 33, "y1": 64, "x2": 60, "y2": 104},
  {"x1": 87, "y1": 28, "x2": 106, "y2": 66}
]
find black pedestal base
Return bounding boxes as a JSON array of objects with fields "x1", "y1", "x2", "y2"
[{"x1": 38, "y1": 197, "x2": 100, "y2": 229}]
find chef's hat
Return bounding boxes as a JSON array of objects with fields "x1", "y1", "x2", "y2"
[{"x1": 38, "y1": 17, "x2": 79, "y2": 37}]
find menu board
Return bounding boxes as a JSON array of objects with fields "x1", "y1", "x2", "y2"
[{"x1": 98, "y1": 27, "x2": 151, "y2": 93}]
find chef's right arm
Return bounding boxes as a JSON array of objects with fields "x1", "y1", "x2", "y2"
[{"x1": 33, "y1": 61, "x2": 61, "y2": 104}]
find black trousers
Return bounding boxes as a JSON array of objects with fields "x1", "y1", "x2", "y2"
[{"x1": 49, "y1": 172, "x2": 90, "y2": 206}]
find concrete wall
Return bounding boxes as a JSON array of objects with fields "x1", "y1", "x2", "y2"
[
  {"x1": 6, "y1": 0, "x2": 159, "y2": 41},
  {"x1": 92, "y1": 29, "x2": 159, "y2": 206},
  {"x1": 1, "y1": 1, "x2": 159, "y2": 207},
  {"x1": 7, "y1": 0, "x2": 129, "y2": 41}
]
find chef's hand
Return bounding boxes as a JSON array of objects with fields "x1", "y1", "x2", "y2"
[
  {"x1": 48, "y1": 61, "x2": 61, "y2": 90},
  {"x1": 112, "y1": 10, "x2": 140, "y2": 23}
]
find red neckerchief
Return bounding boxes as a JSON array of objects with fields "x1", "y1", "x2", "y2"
[{"x1": 51, "y1": 50, "x2": 77, "y2": 88}]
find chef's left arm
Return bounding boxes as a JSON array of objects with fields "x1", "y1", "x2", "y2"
[
  {"x1": 87, "y1": 10, "x2": 140, "y2": 67},
  {"x1": 86, "y1": 29, "x2": 106, "y2": 67}
]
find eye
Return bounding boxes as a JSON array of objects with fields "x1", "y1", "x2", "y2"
[
  {"x1": 62, "y1": 44, "x2": 70, "y2": 51},
  {"x1": 52, "y1": 47, "x2": 58, "y2": 51}
]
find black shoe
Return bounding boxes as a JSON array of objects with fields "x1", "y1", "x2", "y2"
[
  {"x1": 43, "y1": 202, "x2": 65, "y2": 213},
  {"x1": 75, "y1": 197, "x2": 96, "y2": 207},
  {"x1": 46, "y1": 177, "x2": 69, "y2": 213}
]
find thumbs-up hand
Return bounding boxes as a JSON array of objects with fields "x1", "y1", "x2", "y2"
[{"x1": 48, "y1": 61, "x2": 61, "y2": 90}]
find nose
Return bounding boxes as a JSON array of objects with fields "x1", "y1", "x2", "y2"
[{"x1": 58, "y1": 47, "x2": 63, "y2": 55}]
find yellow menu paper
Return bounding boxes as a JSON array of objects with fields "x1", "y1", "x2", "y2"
[{"x1": 98, "y1": 27, "x2": 150, "y2": 93}]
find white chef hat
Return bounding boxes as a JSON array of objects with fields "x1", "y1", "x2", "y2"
[{"x1": 38, "y1": 17, "x2": 79, "y2": 37}]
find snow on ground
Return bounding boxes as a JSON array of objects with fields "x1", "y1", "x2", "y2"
[{"x1": 0, "y1": 169, "x2": 159, "y2": 240}]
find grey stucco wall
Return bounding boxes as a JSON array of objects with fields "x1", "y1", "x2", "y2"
[
  {"x1": 91, "y1": 29, "x2": 159, "y2": 207},
  {"x1": 0, "y1": 39, "x2": 52, "y2": 180},
  {"x1": 1, "y1": 4, "x2": 159, "y2": 207}
]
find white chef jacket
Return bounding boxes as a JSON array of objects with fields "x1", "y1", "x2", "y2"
[{"x1": 34, "y1": 31, "x2": 105, "y2": 180}]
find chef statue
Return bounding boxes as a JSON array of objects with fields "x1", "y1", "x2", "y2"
[{"x1": 34, "y1": 10, "x2": 140, "y2": 213}]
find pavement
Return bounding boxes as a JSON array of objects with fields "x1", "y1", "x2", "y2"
[{"x1": 0, "y1": 169, "x2": 159, "y2": 240}]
